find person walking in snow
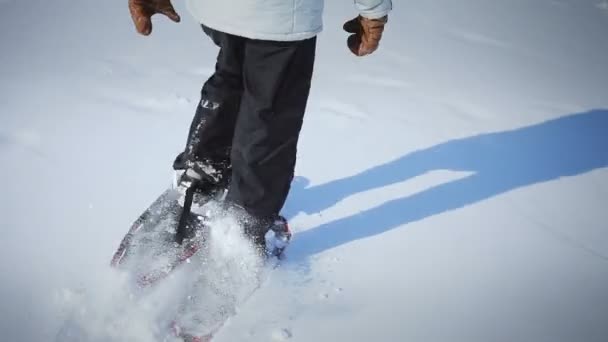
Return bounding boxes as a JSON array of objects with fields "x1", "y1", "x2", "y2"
[{"x1": 128, "y1": 0, "x2": 392, "y2": 255}]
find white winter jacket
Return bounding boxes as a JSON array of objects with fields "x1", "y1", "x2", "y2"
[{"x1": 186, "y1": 0, "x2": 392, "y2": 41}]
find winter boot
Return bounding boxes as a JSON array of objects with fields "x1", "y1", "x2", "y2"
[
  {"x1": 263, "y1": 215, "x2": 292, "y2": 258},
  {"x1": 230, "y1": 207, "x2": 292, "y2": 258}
]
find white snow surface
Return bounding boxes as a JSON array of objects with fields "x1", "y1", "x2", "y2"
[{"x1": 1, "y1": 0, "x2": 608, "y2": 341}]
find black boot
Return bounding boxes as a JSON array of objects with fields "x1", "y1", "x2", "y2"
[{"x1": 238, "y1": 211, "x2": 291, "y2": 258}]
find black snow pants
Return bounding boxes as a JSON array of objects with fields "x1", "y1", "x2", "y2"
[{"x1": 175, "y1": 26, "x2": 316, "y2": 220}]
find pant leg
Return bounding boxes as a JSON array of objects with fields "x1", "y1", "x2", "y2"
[
  {"x1": 226, "y1": 37, "x2": 317, "y2": 218},
  {"x1": 175, "y1": 26, "x2": 246, "y2": 184}
]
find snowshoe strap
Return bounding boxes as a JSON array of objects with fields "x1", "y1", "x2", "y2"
[{"x1": 175, "y1": 182, "x2": 197, "y2": 245}]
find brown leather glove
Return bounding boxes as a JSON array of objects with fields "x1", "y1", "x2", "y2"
[
  {"x1": 128, "y1": 0, "x2": 180, "y2": 36},
  {"x1": 343, "y1": 15, "x2": 388, "y2": 56}
]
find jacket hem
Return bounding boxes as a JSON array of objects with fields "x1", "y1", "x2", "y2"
[
  {"x1": 360, "y1": 10, "x2": 391, "y2": 19},
  {"x1": 198, "y1": 19, "x2": 322, "y2": 42}
]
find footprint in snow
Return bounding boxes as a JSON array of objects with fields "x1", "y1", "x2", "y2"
[
  {"x1": 319, "y1": 100, "x2": 370, "y2": 122},
  {"x1": 0, "y1": 129, "x2": 44, "y2": 157},
  {"x1": 271, "y1": 327, "x2": 293, "y2": 341},
  {"x1": 319, "y1": 287, "x2": 344, "y2": 299}
]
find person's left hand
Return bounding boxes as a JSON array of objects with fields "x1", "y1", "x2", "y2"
[
  {"x1": 128, "y1": 0, "x2": 181, "y2": 36},
  {"x1": 343, "y1": 15, "x2": 388, "y2": 56}
]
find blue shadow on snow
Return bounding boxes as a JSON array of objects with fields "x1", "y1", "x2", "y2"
[{"x1": 283, "y1": 109, "x2": 608, "y2": 260}]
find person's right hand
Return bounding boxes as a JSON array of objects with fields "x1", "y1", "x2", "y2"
[
  {"x1": 128, "y1": 0, "x2": 180, "y2": 36},
  {"x1": 343, "y1": 15, "x2": 388, "y2": 56}
]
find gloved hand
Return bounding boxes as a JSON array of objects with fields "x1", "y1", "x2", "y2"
[
  {"x1": 128, "y1": 0, "x2": 180, "y2": 36},
  {"x1": 343, "y1": 15, "x2": 388, "y2": 56}
]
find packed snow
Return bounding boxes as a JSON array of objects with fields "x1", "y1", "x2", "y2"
[{"x1": 1, "y1": 0, "x2": 607, "y2": 341}]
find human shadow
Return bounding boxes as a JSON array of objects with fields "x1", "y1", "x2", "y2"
[{"x1": 283, "y1": 109, "x2": 608, "y2": 260}]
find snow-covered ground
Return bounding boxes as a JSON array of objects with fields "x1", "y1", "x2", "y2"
[{"x1": 1, "y1": 0, "x2": 607, "y2": 341}]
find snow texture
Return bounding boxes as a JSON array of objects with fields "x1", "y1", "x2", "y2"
[{"x1": 1, "y1": 0, "x2": 608, "y2": 341}]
